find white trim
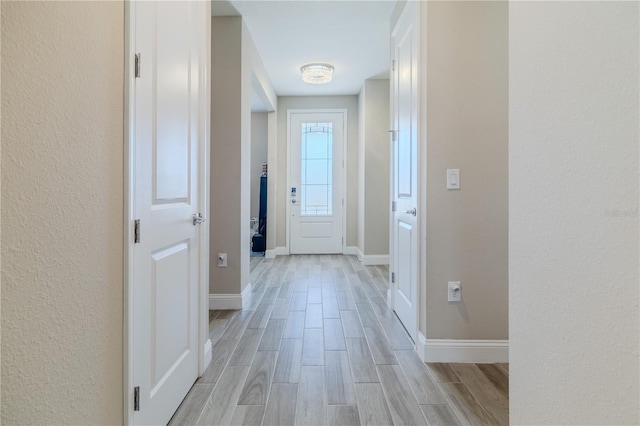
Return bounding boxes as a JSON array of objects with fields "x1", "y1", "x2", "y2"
[
  {"x1": 418, "y1": 0, "x2": 429, "y2": 371},
  {"x1": 265, "y1": 247, "x2": 288, "y2": 258},
  {"x1": 198, "y1": 0, "x2": 212, "y2": 378},
  {"x1": 242, "y1": 283, "x2": 253, "y2": 309},
  {"x1": 203, "y1": 339, "x2": 212, "y2": 369},
  {"x1": 420, "y1": 339, "x2": 509, "y2": 363},
  {"x1": 209, "y1": 293, "x2": 240, "y2": 310},
  {"x1": 266, "y1": 111, "x2": 278, "y2": 254},
  {"x1": 362, "y1": 254, "x2": 389, "y2": 265},
  {"x1": 348, "y1": 248, "x2": 389, "y2": 265},
  {"x1": 416, "y1": 332, "x2": 428, "y2": 362},
  {"x1": 344, "y1": 246, "x2": 360, "y2": 257},
  {"x1": 208, "y1": 282, "x2": 253, "y2": 310},
  {"x1": 123, "y1": 3, "x2": 135, "y2": 423},
  {"x1": 286, "y1": 109, "x2": 348, "y2": 255}
]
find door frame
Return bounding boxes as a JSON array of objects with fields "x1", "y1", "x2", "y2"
[
  {"x1": 286, "y1": 109, "x2": 348, "y2": 255},
  {"x1": 123, "y1": 2, "x2": 212, "y2": 424},
  {"x1": 388, "y1": 0, "x2": 423, "y2": 345}
]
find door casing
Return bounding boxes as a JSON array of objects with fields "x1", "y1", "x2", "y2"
[
  {"x1": 286, "y1": 109, "x2": 348, "y2": 255},
  {"x1": 123, "y1": 2, "x2": 211, "y2": 424}
]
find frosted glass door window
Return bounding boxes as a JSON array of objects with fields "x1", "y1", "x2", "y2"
[{"x1": 300, "y1": 122, "x2": 333, "y2": 215}]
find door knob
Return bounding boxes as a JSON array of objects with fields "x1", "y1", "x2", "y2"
[
  {"x1": 404, "y1": 208, "x2": 417, "y2": 216},
  {"x1": 193, "y1": 213, "x2": 207, "y2": 225},
  {"x1": 291, "y1": 199, "x2": 297, "y2": 204}
]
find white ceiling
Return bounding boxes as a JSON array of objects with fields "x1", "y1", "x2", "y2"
[{"x1": 213, "y1": 0, "x2": 396, "y2": 98}]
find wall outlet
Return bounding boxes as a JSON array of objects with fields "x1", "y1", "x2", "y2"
[
  {"x1": 448, "y1": 281, "x2": 461, "y2": 302},
  {"x1": 217, "y1": 253, "x2": 227, "y2": 268}
]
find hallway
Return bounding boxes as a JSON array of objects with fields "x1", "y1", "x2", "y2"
[{"x1": 169, "y1": 255, "x2": 509, "y2": 425}]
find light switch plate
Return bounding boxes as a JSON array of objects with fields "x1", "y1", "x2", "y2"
[{"x1": 447, "y1": 169, "x2": 460, "y2": 190}]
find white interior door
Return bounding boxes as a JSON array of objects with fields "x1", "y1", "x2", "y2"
[
  {"x1": 391, "y1": 2, "x2": 419, "y2": 342},
  {"x1": 289, "y1": 111, "x2": 345, "y2": 254},
  {"x1": 130, "y1": 1, "x2": 206, "y2": 424}
]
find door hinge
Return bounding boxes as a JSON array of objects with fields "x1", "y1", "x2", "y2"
[
  {"x1": 134, "y1": 386, "x2": 140, "y2": 411},
  {"x1": 391, "y1": 272, "x2": 396, "y2": 284},
  {"x1": 134, "y1": 219, "x2": 141, "y2": 243},
  {"x1": 135, "y1": 53, "x2": 141, "y2": 78},
  {"x1": 392, "y1": 201, "x2": 397, "y2": 212},
  {"x1": 392, "y1": 59, "x2": 396, "y2": 72}
]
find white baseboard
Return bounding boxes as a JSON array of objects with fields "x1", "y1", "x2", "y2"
[
  {"x1": 209, "y1": 282, "x2": 253, "y2": 310},
  {"x1": 419, "y1": 338, "x2": 509, "y2": 363},
  {"x1": 356, "y1": 247, "x2": 365, "y2": 261},
  {"x1": 203, "y1": 339, "x2": 212, "y2": 370},
  {"x1": 277, "y1": 247, "x2": 289, "y2": 256},
  {"x1": 345, "y1": 247, "x2": 388, "y2": 265},
  {"x1": 241, "y1": 283, "x2": 252, "y2": 309},
  {"x1": 344, "y1": 246, "x2": 359, "y2": 256},
  {"x1": 266, "y1": 247, "x2": 288, "y2": 258},
  {"x1": 362, "y1": 254, "x2": 389, "y2": 265},
  {"x1": 416, "y1": 332, "x2": 428, "y2": 362}
]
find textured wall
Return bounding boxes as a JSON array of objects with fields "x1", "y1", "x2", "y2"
[
  {"x1": 424, "y1": 1, "x2": 508, "y2": 339},
  {"x1": 1, "y1": 2, "x2": 124, "y2": 423},
  {"x1": 510, "y1": 2, "x2": 639, "y2": 423},
  {"x1": 359, "y1": 80, "x2": 390, "y2": 256},
  {"x1": 275, "y1": 96, "x2": 359, "y2": 249}
]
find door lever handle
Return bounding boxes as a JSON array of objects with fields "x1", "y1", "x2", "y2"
[
  {"x1": 404, "y1": 208, "x2": 417, "y2": 216},
  {"x1": 193, "y1": 213, "x2": 207, "y2": 225}
]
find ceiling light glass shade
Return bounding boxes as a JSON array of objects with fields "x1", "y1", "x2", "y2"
[{"x1": 300, "y1": 63, "x2": 334, "y2": 84}]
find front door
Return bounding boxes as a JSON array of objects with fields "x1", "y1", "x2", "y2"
[
  {"x1": 390, "y1": 2, "x2": 419, "y2": 342},
  {"x1": 130, "y1": 1, "x2": 206, "y2": 424},
  {"x1": 289, "y1": 111, "x2": 345, "y2": 254}
]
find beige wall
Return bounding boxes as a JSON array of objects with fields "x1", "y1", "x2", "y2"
[
  {"x1": 1, "y1": 2, "x2": 124, "y2": 423},
  {"x1": 424, "y1": 1, "x2": 508, "y2": 339},
  {"x1": 275, "y1": 96, "x2": 359, "y2": 249},
  {"x1": 510, "y1": 2, "x2": 639, "y2": 423},
  {"x1": 210, "y1": 16, "x2": 247, "y2": 295},
  {"x1": 358, "y1": 80, "x2": 390, "y2": 257},
  {"x1": 210, "y1": 17, "x2": 274, "y2": 294},
  {"x1": 251, "y1": 112, "x2": 268, "y2": 219}
]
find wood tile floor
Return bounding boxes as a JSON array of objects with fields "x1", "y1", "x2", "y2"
[{"x1": 169, "y1": 255, "x2": 509, "y2": 426}]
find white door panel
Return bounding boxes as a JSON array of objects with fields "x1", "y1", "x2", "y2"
[
  {"x1": 396, "y1": 221, "x2": 414, "y2": 304},
  {"x1": 391, "y1": 2, "x2": 419, "y2": 342},
  {"x1": 289, "y1": 112, "x2": 345, "y2": 254},
  {"x1": 131, "y1": 1, "x2": 205, "y2": 424},
  {"x1": 152, "y1": 241, "x2": 190, "y2": 390}
]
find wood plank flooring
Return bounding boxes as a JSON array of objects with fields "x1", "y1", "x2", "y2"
[{"x1": 170, "y1": 255, "x2": 508, "y2": 426}]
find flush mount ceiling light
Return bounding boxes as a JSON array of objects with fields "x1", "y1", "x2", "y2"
[{"x1": 300, "y1": 63, "x2": 334, "y2": 84}]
